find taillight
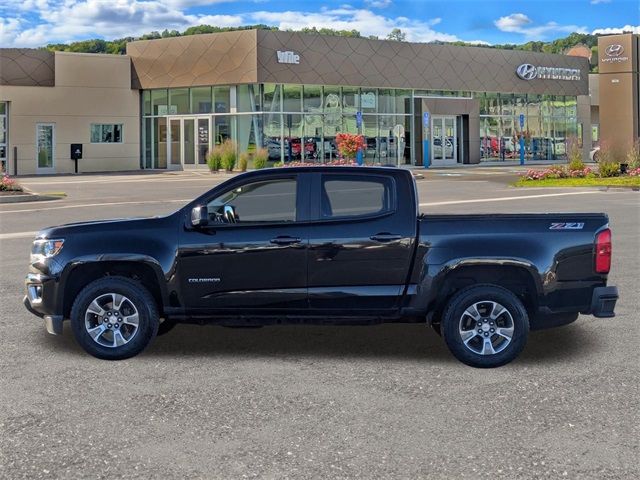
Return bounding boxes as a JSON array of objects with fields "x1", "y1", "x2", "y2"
[{"x1": 595, "y1": 228, "x2": 612, "y2": 274}]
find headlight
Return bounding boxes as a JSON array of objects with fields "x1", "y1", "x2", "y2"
[{"x1": 31, "y1": 239, "x2": 65, "y2": 264}]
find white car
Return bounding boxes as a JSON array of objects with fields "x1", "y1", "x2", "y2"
[{"x1": 590, "y1": 146, "x2": 600, "y2": 163}]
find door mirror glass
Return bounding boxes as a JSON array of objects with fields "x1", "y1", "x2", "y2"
[
  {"x1": 190, "y1": 206, "x2": 209, "y2": 227},
  {"x1": 223, "y1": 205, "x2": 238, "y2": 223}
]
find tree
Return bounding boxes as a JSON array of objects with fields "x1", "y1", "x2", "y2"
[{"x1": 387, "y1": 28, "x2": 406, "y2": 42}]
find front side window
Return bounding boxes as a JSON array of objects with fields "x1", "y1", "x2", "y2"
[
  {"x1": 206, "y1": 178, "x2": 297, "y2": 224},
  {"x1": 91, "y1": 124, "x2": 123, "y2": 143},
  {"x1": 321, "y1": 175, "x2": 393, "y2": 219}
]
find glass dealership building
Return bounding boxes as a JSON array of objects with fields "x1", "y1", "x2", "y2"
[{"x1": 1, "y1": 29, "x2": 600, "y2": 174}]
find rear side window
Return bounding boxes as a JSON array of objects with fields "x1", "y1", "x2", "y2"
[{"x1": 320, "y1": 175, "x2": 394, "y2": 219}]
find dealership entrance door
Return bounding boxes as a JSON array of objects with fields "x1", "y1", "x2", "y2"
[
  {"x1": 431, "y1": 116, "x2": 458, "y2": 165},
  {"x1": 167, "y1": 116, "x2": 210, "y2": 169}
]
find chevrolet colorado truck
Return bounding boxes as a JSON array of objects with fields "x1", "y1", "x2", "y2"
[{"x1": 24, "y1": 166, "x2": 618, "y2": 367}]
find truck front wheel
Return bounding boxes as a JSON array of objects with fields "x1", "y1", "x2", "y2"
[
  {"x1": 70, "y1": 276, "x2": 159, "y2": 360},
  {"x1": 441, "y1": 284, "x2": 529, "y2": 368}
]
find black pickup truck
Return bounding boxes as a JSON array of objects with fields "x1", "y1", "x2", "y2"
[{"x1": 24, "y1": 167, "x2": 618, "y2": 367}]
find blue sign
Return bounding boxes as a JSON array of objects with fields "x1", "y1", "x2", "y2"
[
  {"x1": 423, "y1": 112, "x2": 430, "y2": 127},
  {"x1": 356, "y1": 111, "x2": 362, "y2": 128},
  {"x1": 519, "y1": 113, "x2": 525, "y2": 128}
]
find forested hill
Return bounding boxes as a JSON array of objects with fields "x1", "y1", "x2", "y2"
[{"x1": 42, "y1": 26, "x2": 601, "y2": 71}]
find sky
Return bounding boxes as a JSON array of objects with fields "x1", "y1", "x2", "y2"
[{"x1": 0, "y1": 0, "x2": 638, "y2": 48}]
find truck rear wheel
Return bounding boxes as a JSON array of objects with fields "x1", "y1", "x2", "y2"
[
  {"x1": 441, "y1": 284, "x2": 529, "y2": 368},
  {"x1": 70, "y1": 276, "x2": 159, "y2": 360}
]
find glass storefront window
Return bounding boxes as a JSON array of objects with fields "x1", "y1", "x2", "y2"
[
  {"x1": 303, "y1": 85, "x2": 322, "y2": 113},
  {"x1": 395, "y1": 90, "x2": 411, "y2": 115},
  {"x1": 263, "y1": 84, "x2": 281, "y2": 113},
  {"x1": 191, "y1": 86, "x2": 212, "y2": 114},
  {"x1": 151, "y1": 89, "x2": 168, "y2": 115},
  {"x1": 142, "y1": 91, "x2": 151, "y2": 116},
  {"x1": 169, "y1": 88, "x2": 189, "y2": 115},
  {"x1": 378, "y1": 89, "x2": 395, "y2": 114},
  {"x1": 304, "y1": 114, "x2": 323, "y2": 161},
  {"x1": 360, "y1": 88, "x2": 377, "y2": 113},
  {"x1": 143, "y1": 118, "x2": 152, "y2": 168},
  {"x1": 264, "y1": 113, "x2": 283, "y2": 161},
  {"x1": 283, "y1": 84, "x2": 302, "y2": 112},
  {"x1": 213, "y1": 86, "x2": 230, "y2": 113},
  {"x1": 237, "y1": 84, "x2": 261, "y2": 112},
  {"x1": 154, "y1": 117, "x2": 167, "y2": 168},
  {"x1": 362, "y1": 115, "x2": 378, "y2": 163},
  {"x1": 283, "y1": 114, "x2": 302, "y2": 162},
  {"x1": 342, "y1": 87, "x2": 359, "y2": 114}
]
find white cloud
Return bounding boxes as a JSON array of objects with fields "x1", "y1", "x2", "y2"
[
  {"x1": 590, "y1": 0, "x2": 611, "y2": 4},
  {"x1": 365, "y1": 0, "x2": 392, "y2": 8},
  {"x1": 495, "y1": 12, "x2": 587, "y2": 39},
  {"x1": 495, "y1": 13, "x2": 532, "y2": 32},
  {"x1": 1, "y1": 1, "x2": 485, "y2": 48},
  {"x1": 250, "y1": 7, "x2": 460, "y2": 42},
  {"x1": 1, "y1": 0, "x2": 244, "y2": 47},
  {"x1": 593, "y1": 25, "x2": 640, "y2": 34}
]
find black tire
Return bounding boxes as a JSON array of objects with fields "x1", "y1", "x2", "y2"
[
  {"x1": 157, "y1": 318, "x2": 178, "y2": 336},
  {"x1": 441, "y1": 284, "x2": 529, "y2": 368},
  {"x1": 70, "y1": 276, "x2": 159, "y2": 360}
]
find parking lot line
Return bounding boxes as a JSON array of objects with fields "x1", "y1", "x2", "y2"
[
  {"x1": 0, "y1": 198, "x2": 193, "y2": 214},
  {"x1": 0, "y1": 231, "x2": 38, "y2": 240}
]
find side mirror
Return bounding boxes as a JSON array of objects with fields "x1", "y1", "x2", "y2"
[{"x1": 190, "y1": 206, "x2": 209, "y2": 228}]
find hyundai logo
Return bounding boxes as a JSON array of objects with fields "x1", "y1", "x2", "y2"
[
  {"x1": 605, "y1": 44, "x2": 624, "y2": 57},
  {"x1": 516, "y1": 64, "x2": 537, "y2": 80}
]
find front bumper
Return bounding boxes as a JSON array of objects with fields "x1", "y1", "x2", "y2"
[
  {"x1": 590, "y1": 286, "x2": 618, "y2": 318},
  {"x1": 24, "y1": 272, "x2": 64, "y2": 335}
]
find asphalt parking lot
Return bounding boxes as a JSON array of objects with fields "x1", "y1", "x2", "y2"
[{"x1": 1, "y1": 168, "x2": 638, "y2": 479}]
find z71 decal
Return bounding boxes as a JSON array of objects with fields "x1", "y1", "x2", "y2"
[{"x1": 549, "y1": 222, "x2": 585, "y2": 230}]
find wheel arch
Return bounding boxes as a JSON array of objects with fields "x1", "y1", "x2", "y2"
[
  {"x1": 426, "y1": 259, "x2": 541, "y2": 325},
  {"x1": 60, "y1": 258, "x2": 168, "y2": 319}
]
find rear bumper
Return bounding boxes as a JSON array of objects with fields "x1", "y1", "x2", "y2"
[{"x1": 590, "y1": 286, "x2": 618, "y2": 318}]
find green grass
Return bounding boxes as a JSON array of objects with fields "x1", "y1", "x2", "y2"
[{"x1": 515, "y1": 176, "x2": 640, "y2": 188}]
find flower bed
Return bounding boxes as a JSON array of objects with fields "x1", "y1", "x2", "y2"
[
  {"x1": 275, "y1": 159, "x2": 358, "y2": 167},
  {"x1": 0, "y1": 173, "x2": 22, "y2": 192},
  {"x1": 516, "y1": 164, "x2": 640, "y2": 188}
]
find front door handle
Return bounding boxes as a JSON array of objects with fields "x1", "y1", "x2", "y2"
[
  {"x1": 270, "y1": 236, "x2": 302, "y2": 245},
  {"x1": 370, "y1": 233, "x2": 402, "y2": 242}
]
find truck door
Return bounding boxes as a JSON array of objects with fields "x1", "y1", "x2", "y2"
[
  {"x1": 307, "y1": 171, "x2": 417, "y2": 313},
  {"x1": 177, "y1": 173, "x2": 311, "y2": 314}
]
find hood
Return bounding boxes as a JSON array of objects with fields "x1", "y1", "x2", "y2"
[{"x1": 35, "y1": 214, "x2": 174, "y2": 239}]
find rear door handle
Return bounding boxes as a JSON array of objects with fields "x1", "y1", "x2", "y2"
[
  {"x1": 270, "y1": 236, "x2": 302, "y2": 245},
  {"x1": 370, "y1": 233, "x2": 402, "y2": 242}
]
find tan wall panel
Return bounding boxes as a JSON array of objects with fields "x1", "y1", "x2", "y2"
[
  {"x1": 3, "y1": 82, "x2": 139, "y2": 175},
  {"x1": 0, "y1": 49, "x2": 54, "y2": 86},
  {"x1": 600, "y1": 73, "x2": 636, "y2": 152},
  {"x1": 257, "y1": 30, "x2": 589, "y2": 96},
  {"x1": 127, "y1": 30, "x2": 258, "y2": 89},
  {"x1": 55, "y1": 52, "x2": 132, "y2": 89}
]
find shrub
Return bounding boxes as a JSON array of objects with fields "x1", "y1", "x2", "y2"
[
  {"x1": 566, "y1": 136, "x2": 585, "y2": 171},
  {"x1": 238, "y1": 152, "x2": 249, "y2": 172},
  {"x1": 598, "y1": 161, "x2": 620, "y2": 178},
  {"x1": 220, "y1": 140, "x2": 237, "y2": 171},
  {"x1": 206, "y1": 148, "x2": 222, "y2": 172},
  {"x1": 253, "y1": 147, "x2": 268, "y2": 169},
  {"x1": 627, "y1": 140, "x2": 640, "y2": 169}
]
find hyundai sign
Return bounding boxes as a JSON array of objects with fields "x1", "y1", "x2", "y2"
[
  {"x1": 601, "y1": 44, "x2": 629, "y2": 64},
  {"x1": 516, "y1": 63, "x2": 581, "y2": 81}
]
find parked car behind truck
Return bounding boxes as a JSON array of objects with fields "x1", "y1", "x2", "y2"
[{"x1": 25, "y1": 167, "x2": 618, "y2": 367}]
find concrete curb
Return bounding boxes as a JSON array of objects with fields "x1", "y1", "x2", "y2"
[{"x1": 0, "y1": 192, "x2": 65, "y2": 204}]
